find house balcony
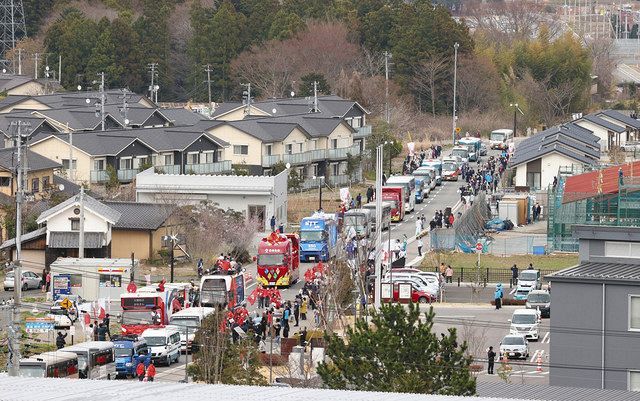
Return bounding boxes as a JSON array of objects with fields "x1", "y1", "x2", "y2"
[
  {"x1": 309, "y1": 149, "x2": 326, "y2": 162},
  {"x1": 353, "y1": 125, "x2": 372, "y2": 138},
  {"x1": 283, "y1": 152, "x2": 310, "y2": 165},
  {"x1": 262, "y1": 154, "x2": 281, "y2": 168},
  {"x1": 263, "y1": 144, "x2": 362, "y2": 168},
  {"x1": 326, "y1": 144, "x2": 360, "y2": 160},
  {"x1": 117, "y1": 169, "x2": 139, "y2": 182},
  {"x1": 90, "y1": 170, "x2": 109, "y2": 183},
  {"x1": 184, "y1": 160, "x2": 232, "y2": 175},
  {"x1": 155, "y1": 164, "x2": 181, "y2": 174}
]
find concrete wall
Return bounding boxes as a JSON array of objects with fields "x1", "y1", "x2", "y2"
[
  {"x1": 327, "y1": 123, "x2": 354, "y2": 148},
  {"x1": 514, "y1": 164, "x2": 527, "y2": 187},
  {"x1": 29, "y1": 136, "x2": 92, "y2": 184}
]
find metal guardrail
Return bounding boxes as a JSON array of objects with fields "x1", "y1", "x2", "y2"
[
  {"x1": 262, "y1": 144, "x2": 362, "y2": 168},
  {"x1": 428, "y1": 266, "x2": 557, "y2": 284}
]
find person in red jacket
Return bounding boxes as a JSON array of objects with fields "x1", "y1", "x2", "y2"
[
  {"x1": 448, "y1": 214, "x2": 455, "y2": 227},
  {"x1": 146, "y1": 362, "x2": 156, "y2": 382},
  {"x1": 136, "y1": 361, "x2": 146, "y2": 381}
]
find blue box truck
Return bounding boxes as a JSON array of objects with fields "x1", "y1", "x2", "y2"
[{"x1": 299, "y1": 214, "x2": 338, "y2": 262}]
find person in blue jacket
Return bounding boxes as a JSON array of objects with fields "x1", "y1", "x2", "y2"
[{"x1": 494, "y1": 283, "x2": 503, "y2": 310}]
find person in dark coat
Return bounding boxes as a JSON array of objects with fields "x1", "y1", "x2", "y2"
[
  {"x1": 366, "y1": 186, "x2": 374, "y2": 203},
  {"x1": 56, "y1": 332, "x2": 67, "y2": 349},
  {"x1": 103, "y1": 314, "x2": 111, "y2": 340},
  {"x1": 487, "y1": 346, "x2": 496, "y2": 374},
  {"x1": 270, "y1": 216, "x2": 276, "y2": 232},
  {"x1": 511, "y1": 264, "x2": 519, "y2": 285},
  {"x1": 97, "y1": 323, "x2": 108, "y2": 341}
]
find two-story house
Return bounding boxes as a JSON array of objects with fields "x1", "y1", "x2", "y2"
[
  {"x1": 0, "y1": 147, "x2": 61, "y2": 198},
  {"x1": 547, "y1": 225, "x2": 640, "y2": 391}
]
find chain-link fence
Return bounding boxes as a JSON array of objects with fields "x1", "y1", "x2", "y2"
[{"x1": 430, "y1": 191, "x2": 490, "y2": 252}]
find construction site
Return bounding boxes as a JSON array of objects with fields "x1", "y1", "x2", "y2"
[{"x1": 547, "y1": 161, "x2": 640, "y2": 251}]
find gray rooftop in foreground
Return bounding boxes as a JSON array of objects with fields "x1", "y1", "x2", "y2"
[
  {"x1": 546, "y1": 262, "x2": 640, "y2": 283},
  {"x1": 0, "y1": 376, "x2": 534, "y2": 401},
  {"x1": 476, "y1": 382, "x2": 640, "y2": 401}
]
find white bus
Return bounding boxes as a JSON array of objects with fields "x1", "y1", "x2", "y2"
[
  {"x1": 490, "y1": 129, "x2": 513, "y2": 150},
  {"x1": 385, "y1": 176, "x2": 416, "y2": 213},
  {"x1": 362, "y1": 202, "x2": 392, "y2": 231},
  {"x1": 19, "y1": 351, "x2": 79, "y2": 378},
  {"x1": 169, "y1": 307, "x2": 216, "y2": 353},
  {"x1": 60, "y1": 341, "x2": 116, "y2": 380}
]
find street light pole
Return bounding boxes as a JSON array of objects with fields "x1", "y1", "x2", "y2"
[
  {"x1": 452, "y1": 42, "x2": 459, "y2": 145},
  {"x1": 385, "y1": 141, "x2": 393, "y2": 177},
  {"x1": 319, "y1": 176, "x2": 323, "y2": 211}
]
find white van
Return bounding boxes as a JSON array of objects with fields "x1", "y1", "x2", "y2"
[
  {"x1": 141, "y1": 326, "x2": 181, "y2": 366},
  {"x1": 509, "y1": 309, "x2": 540, "y2": 341},
  {"x1": 169, "y1": 307, "x2": 215, "y2": 353}
]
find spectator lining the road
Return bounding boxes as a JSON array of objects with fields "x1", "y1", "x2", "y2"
[
  {"x1": 445, "y1": 265, "x2": 453, "y2": 283},
  {"x1": 487, "y1": 346, "x2": 496, "y2": 374},
  {"x1": 494, "y1": 284, "x2": 503, "y2": 310}
]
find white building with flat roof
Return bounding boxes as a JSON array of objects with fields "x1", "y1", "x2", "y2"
[{"x1": 135, "y1": 168, "x2": 288, "y2": 231}]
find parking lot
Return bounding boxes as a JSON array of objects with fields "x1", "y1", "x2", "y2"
[{"x1": 427, "y1": 304, "x2": 550, "y2": 385}]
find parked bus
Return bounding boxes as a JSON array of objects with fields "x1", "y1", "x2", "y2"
[
  {"x1": 19, "y1": 351, "x2": 79, "y2": 379},
  {"x1": 200, "y1": 272, "x2": 246, "y2": 309},
  {"x1": 343, "y1": 208, "x2": 373, "y2": 238},
  {"x1": 490, "y1": 129, "x2": 513, "y2": 149},
  {"x1": 362, "y1": 202, "x2": 392, "y2": 231},
  {"x1": 385, "y1": 176, "x2": 416, "y2": 213},
  {"x1": 169, "y1": 307, "x2": 216, "y2": 353},
  {"x1": 60, "y1": 341, "x2": 116, "y2": 380}
]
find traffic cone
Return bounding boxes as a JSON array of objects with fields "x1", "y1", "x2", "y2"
[{"x1": 536, "y1": 354, "x2": 543, "y2": 372}]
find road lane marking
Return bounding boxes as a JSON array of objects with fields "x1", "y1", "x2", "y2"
[
  {"x1": 542, "y1": 331, "x2": 550, "y2": 344},
  {"x1": 529, "y1": 350, "x2": 539, "y2": 363}
]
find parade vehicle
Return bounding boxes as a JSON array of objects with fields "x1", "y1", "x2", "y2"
[
  {"x1": 411, "y1": 169, "x2": 432, "y2": 198},
  {"x1": 509, "y1": 309, "x2": 540, "y2": 341},
  {"x1": 256, "y1": 231, "x2": 300, "y2": 287},
  {"x1": 59, "y1": 341, "x2": 116, "y2": 380},
  {"x1": 343, "y1": 208, "x2": 373, "y2": 238},
  {"x1": 420, "y1": 159, "x2": 442, "y2": 185},
  {"x1": 112, "y1": 335, "x2": 149, "y2": 378},
  {"x1": 413, "y1": 166, "x2": 439, "y2": 188},
  {"x1": 382, "y1": 186, "x2": 405, "y2": 222},
  {"x1": 449, "y1": 146, "x2": 470, "y2": 163},
  {"x1": 362, "y1": 202, "x2": 392, "y2": 231},
  {"x1": 200, "y1": 271, "x2": 246, "y2": 310},
  {"x1": 413, "y1": 179, "x2": 425, "y2": 203},
  {"x1": 19, "y1": 351, "x2": 79, "y2": 378},
  {"x1": 299, "y1": 213, "x2": 338, "y2": 262},
  {"x1": 458, "y1": 137, "x2": 481, "y2": 161},
  {"x1": 141, "y1": 326, "x2": 181, "y2": 366},
  {"x1": 490, "y1": 129, "x2": 513, "y2": 149},
  {"x1": 441, "y1": 159, "x2": 460, "y2": 181},
  {"x1": 120, "y1": 283, "x2": 181, "y2": 335},
  {"x1": 385, "y1": 176, "x2": 416, "y2": 213},
  {"x1": 169, "y1": 307, "x2": 216, "y2": 353}
]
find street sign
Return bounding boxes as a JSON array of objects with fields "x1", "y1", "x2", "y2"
[
  {"x1": 25, "y1": 317, "x2": 55, "y2": 333},
  {"x1": 476, "y1": 242, "x2": 483, "y2": 252},
  {"x1": 60, "y1": 298, "x2": 72, "y2": 309},
  {"x1": 455, "y1": 127, "x2": 461, "y2": 133}
]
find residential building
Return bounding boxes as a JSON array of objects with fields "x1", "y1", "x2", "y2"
[
  {"x1": 135, "y1": 168, "x2": 288, "y2": 231},
  {"x1": 27, "y1": 126, "x2": 230, "y2": 185},
  {"x1": 596, "y1": 109, "x2": 640, "y2": 143},
  {"x1": 509, "y1": 124, "x2": 601, "y2": 190},
  {"x1": 0, "y1": 147, "x2": 61, "y2": 198},
  {"x1": 547, "y1": 225, "x2": 640, "y2": 391},
  {"x1": 0, "y1": 74, "x2": 45, "y2": 96},
  {"x1": 574, "y1": 114, "x2": 627, "y2": 151},
  {"x1": 0, "y1": 195, "x2": 180, "y2": 266}
]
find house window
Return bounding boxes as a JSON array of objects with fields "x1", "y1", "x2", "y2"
[
  {"x1": 133, "y1": 156, "x2": 148, "y2": 169},
  {"x1": 332, "y1": 139, "x2": 338, "y2": 149},
  {"x1": 233, "y1": 145, "x2": 248, "y2": 155},
  {"x1": 31, "y1": 178, "x2": 39, "y2": 193},
  {"x1": 187, "y1": 152, "x2": 199, "y2": 165},
  {"x1": 298, "y1": 143, "x2": 303, "y2": 152},
  {"x1": 70, "y1": 218, "x2": 80, "y2": 231},
  {"x1": 606, "y1": 242, "x2": 640, "y2": 258},
  {"x1": 99, "y1": 274, "x2": 121, "y2": 288},
  {"x1": 0, "y1": 177, "x2": 10, "y2": 186},
  {"x1": 42, "y1": 176, "x2": 49, "y2": 189},
  {"x1": 630, "y1": 296, "x2": 640, "y2": 331},
  {"x1": 94, "y1": 159, "x2": 105, "y2": 171},
  {"x1": 630, "y1": 371, "x2": 640, "y2": 391},
  {"x1": 164, "y1": 154, "x2": 173, "y2": 166},
  {"x1": 216, "y1": 149, "x2": 223, "y2": 161},
  {"x1": 285, "y1": 144, "x2": 293, "y2": 154},
  {"x1": 203, "y1": 152, "x2": 214, "y2": 163},
  {"x1": 266, "y1": 144, "x2": 272, "y2": 156},
  {"x1": 332, "y1": 163, "x2": 339, "y2": 176},
  {"x1": 119, "y1": 158, "x2": 132, "y2": 170},
  {"x1": 62, "y1": 159, "x2": 77, "y2": 170},
  {"x1": 152, "y1": 155, "x2": 157, "y2": 166},
  {"x1": 311, "y1": 164, "x2": 318, "y2": 177},
  {"x1": 352, "y1": 117, "x2": 362, "y2": 128},
  {"x1": 310, "y1": 140, "x2": 317, "y2": 151}
]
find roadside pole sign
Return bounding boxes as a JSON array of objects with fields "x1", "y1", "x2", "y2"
[
  {"x1": 60, "y1": 298, "x2": 72, "y2": 309},
  {"x1": 475, "y1": 242, "x2": 483, "y2": 253},
  {"x1": 25, "y1": 317, "x2": 55, "y2": 333}
]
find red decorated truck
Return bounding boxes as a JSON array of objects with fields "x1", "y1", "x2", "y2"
[
  {"x1": 256, "y1": 231, "x2": 300, "y2": 287},
  {"x1": 382, "y1": 186, "x2": 405, "y2": 222}
]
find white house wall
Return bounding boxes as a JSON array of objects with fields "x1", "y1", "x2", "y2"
[
  {"x1": 44, "y1": 207, "x2": 112, "y2": 246},
  {"x1": 514, "y1": 152, "x2": 582, "y2": 189},
  {"x1": 574, "y1": 120, "x2": 611, "y2": 151}
]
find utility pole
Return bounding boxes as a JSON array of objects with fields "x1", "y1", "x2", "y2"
[
  {"x1": 119, "y1": 88, "x2": 129, "y2": 128},
  {"x1": 58, "y1": 54, "x2": 61, "y2": 84},
  {"x1": 384, "y1": 51, "x2": 392, "y2": 124},
  {"x1": 97, "y1": 72, "x2": 105, "y2": 131},
  {"x1": 204, "y1": 64, "x2": 213, "y2": 115},
  {"x1": 452, "y1": 42, "x2": 459, "y2": 145},
  {"x1": 148, "y1": 63, "x2": 158, "y2": 103},
  {"x1": 16, "y1": 47, "x2": 21, "y2": 75},
  {"x1": 374, "y1": 144, "x2": 384, "y2": 309},
  {"x1": 8, "y1": 119, "x2": 29, "y2": 376},
  {"x1": 241, "y1": 83, "x2": 252, "y2": 116},
  {"x1": 67, "y1": 122, "x2": 74, "y2": 183},
  {"x1": 33, "y1": 52, "x2": 37, "y2": 79},
  {"x1": 78, "y1": 186, "x2": 85, "y2": 258},
  {"x1": 511, "y1": 103, "x2": 518, "y2": 137}
]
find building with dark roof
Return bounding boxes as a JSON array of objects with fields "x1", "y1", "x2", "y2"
[
  {"x1": 0, "y1": 147, "x2": 61, "y2": 198},
  {"x1": 0, "y1": 74, "x2": 45, "y2": 96},
  {"x1": 546, "y1": 225, "x2": 640, "y2": 391},
  {"x1": 574, "y1": 113, "x2": 627, "y2": 151},
  {"x1": 510, "y1": 124, "x2": 601, "y2": 190}
]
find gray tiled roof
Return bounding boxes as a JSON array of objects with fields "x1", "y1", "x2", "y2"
[
  {"x1": 49, "y1": 231, "x2": 104, "y2": 248},
  {"x1": 160, "y1": 108, "x2": 210, "y2": 125},
  {"x1": 37, "y1": 194, "x2": 121, "y2": 224},
  {"x1": 253, "y1": 95, "x2": 369, "y2": 118},
  {"x1": 580, "y1": 114, "x2": 626, "y2": 133},
  {"x1": 104, "y1": 201, "x2": 176, "y2": 230},
  {"x1": 53, "y1": 174, "x2": 81, "y2": 196},
  {"x1": 477, "y1": 382, "x2": 640, "y2": 401},
  {"x1": 0, "y1": 75, "x2": 38, "y2": 92},
  {"x1": 226, "y1": 119, "x2": 303, "y2": 142},
  {"x1": 0, "y1": 226, "x2": 46, "y2": 250},
  {"x1": 210, "y1": 102, "x2": 242, "y2": 118},
  {"x1": 509, "y1": 125, "x2": 601, "y2": 168},
  {"x1": 0, "y1": 147, "x2": 61, "y2": 172},
  {"x1": 546, "y1": 261, "x2": 640, "y2": 283},
  {"x1": 597, "y1": 109, "x2": 640, "y2": 129}
]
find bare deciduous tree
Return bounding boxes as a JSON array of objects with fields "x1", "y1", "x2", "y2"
[
  {"x1": 413, "y1": 56, "x2": 451, "y2": 117},
  {"x1": 587, "y1": 38, "x2": 616, "y2": 98}
]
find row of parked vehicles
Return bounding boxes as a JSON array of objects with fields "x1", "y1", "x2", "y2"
[{"x1": 499, "y1": 270, "x2": 551, "y2": 360}]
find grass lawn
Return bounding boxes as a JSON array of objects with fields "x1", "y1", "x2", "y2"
[
  {"x1": 421, "y1": 252, "x2": 579, "y2": 272},
  {"x1": 288, "y1": 183, "x2": 371, "y2": 225}
]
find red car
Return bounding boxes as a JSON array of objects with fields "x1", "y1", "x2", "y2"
[{"x1": 383, "y1": 281, "x2": 435, "y2": 304}]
